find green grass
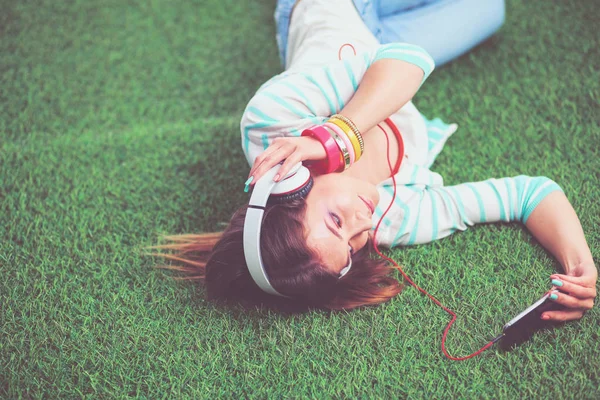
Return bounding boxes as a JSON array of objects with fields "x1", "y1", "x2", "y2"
[{"x1": 1, "y1": 0, "x2": 599, "y2": 398}]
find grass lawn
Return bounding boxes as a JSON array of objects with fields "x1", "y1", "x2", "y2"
[{"x1": 1, "y1": 0, "x2": 599, "y2": 398}]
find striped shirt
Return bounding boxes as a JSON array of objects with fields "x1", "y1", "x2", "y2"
[{"x1": 240, "y1": 42, "x2": 562, "y2": 247}]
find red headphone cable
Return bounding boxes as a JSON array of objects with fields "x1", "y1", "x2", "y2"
[
  {"x1": 371, "y1": 123, "x2": 503, "y2": 361},
  {"x1": 337, "y1": 43, "x2": 502, "y2": 360}
]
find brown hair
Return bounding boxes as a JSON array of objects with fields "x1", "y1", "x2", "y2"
[{"x1": 153, "y1": 198, "x2": 403, "y2": 312}]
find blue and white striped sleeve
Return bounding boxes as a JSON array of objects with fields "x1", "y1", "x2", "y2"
[
  {"x1": 388, "y1": 176, "x2": 563, "y2": 246},
  {"x1": 240, "y1": 43, "x2": 435, "y2": 166},
  {"x1": 373, "y1": 43, "x2": 435, "y2": 82}
]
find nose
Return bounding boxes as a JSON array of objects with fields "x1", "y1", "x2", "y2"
[{"x1": 339, "y1": 198, "x2": 373, "y2": 235}]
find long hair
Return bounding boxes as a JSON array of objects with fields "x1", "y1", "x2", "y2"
[{"x1": 152, "y1": 198, "x2": 403, "y2": 312}]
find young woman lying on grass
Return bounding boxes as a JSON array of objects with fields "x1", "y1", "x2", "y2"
[{"x1": 159, "y1": 0, "x2": 597, "y2": 319}]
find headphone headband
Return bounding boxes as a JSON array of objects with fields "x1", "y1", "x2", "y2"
[{"x1": 243, "y1": 162, "x2": 312, "y2": 297}]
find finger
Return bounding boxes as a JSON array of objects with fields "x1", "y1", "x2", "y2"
[
  {"x1": 251, "y1": 147, "x2": 294, "y2": 184},
  {"x1": 548, "y1": 290, "x2": 595, "y2": 310},
  {"x1": 550, "y1": 273, "x2": 596, "y2": 287},
  {"x1": 541, "y1": 309, "x2": 585, "y2": 322},
  {"x1": 251, "y1": 145, "x2": 288, "y2": 178},
  {"x1": 249, "y1": 143, "x2": 284, "y2": 178},
  {"x1": 274, "y1": 152, "x2": 303, "y2": 182},
  {"x1": 550, "y1": 278, "x2": 597, "y2": 299}
]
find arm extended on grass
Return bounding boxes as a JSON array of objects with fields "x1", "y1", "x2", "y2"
[
  {"x1": 383, "y1": 176, "x2": 596, "y2": 322},
  {"x1": 525, "y1": 191, "x2": 597, "y2": 321}
]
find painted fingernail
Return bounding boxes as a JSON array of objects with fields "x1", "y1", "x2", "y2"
[
  {"x1": 551, "y1": 279, "x2": 563, "y2": 287},
  {"x1": 244, "y1": 176, "x2": 253, "y2": 193},
  {"x1": 550, "y1": 293, "x2": 558, "y2": 300},
  {"x1": 273, "y1": 174, "x2": 280, "y2": 182}
]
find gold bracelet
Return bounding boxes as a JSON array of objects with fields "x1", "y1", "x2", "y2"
[
  {"x1": 329, "y1": 118, "x2": 362, "y2": 161},
  {"x1": 322, "y1": 125, "x2": 351, "y2": 170},
  {"x1": 331, "y1": 114, "x2": 364, "y2": 153}
]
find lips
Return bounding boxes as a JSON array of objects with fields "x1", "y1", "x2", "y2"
[{"x1": 359, "y1": 195, "x2": 374, "y2": 215}]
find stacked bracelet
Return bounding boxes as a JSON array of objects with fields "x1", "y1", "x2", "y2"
[
  {"x1": 329, "y1": 118, "x2": 361, "y2": 160},
  {"x1": 322, "y1": 124, "x2": 351, "y2": 170},
  {"x1": 301, "y1": 125, "x2": 343, "y2": 174},
  {"x1": 323, "y1": 122, "x2": 355, "y2": 165},
  {"x1": 329, "y1": 114, "x2": 364, "y2": 160},
  {"x1": 332, "y1": 114, "x2": 364, "y2": 152},
  {"x1": 301, "y1": 114, "x2": 364, "y2": 174}
]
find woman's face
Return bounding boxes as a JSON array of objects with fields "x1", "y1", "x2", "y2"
[{"x1": 303, "y1": 173, "x2": 380, "y2": 274}]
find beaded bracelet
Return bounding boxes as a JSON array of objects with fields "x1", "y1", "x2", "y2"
[
  {"x1": 324, "y1": 121, "x2": 355, "y2": 166},
  {"x1": 330, "y1": 114, "x2": 364, "y2": 154},
  {"x1": 322, "y1": 124, "x2": 351, "y2": 171},
  {"x1": 301, "y1": 125, "x2": 343, "y2": 174}
]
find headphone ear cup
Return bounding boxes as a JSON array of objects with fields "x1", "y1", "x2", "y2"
[
  {"x1": 268, "y1": 176, "x2": 314, "y2": 204},
  {"x1": 270, "y1": 164, "x2": 310, "y2": 195}
]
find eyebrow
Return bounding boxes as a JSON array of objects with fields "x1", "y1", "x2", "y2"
[{"x1": 324, "y1": 218, "x2": 351, "y2": 267}]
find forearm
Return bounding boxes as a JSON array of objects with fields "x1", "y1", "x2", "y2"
[
  {"x1": 241, "y1": 43, "x2": 433, "y2": 164},
  {"x1": 339, "y1": 58, "x2": 424, "y2": 133},
  {"x1": 525, "y1": 191, "x2": 596, "y2": 275}
]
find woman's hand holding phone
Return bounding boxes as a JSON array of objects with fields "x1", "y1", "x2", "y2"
[
  {"x1": 542, "y1": 263, "x2": 597, "y2": 322},
  {"x1": 247, "y1": 136, "x2": 326, "y2": 185},
  {"x1": 524, "y1": 192, "x2": 597, "y2": 323}
]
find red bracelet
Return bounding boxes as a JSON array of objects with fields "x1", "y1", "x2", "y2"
[{"x1": 301, "y1": 125, "x2": 343, "y2": 174}]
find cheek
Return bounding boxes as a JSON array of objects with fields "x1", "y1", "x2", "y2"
[
  {"x1": 335, "y1": 195, "x2": 353, "y2": 210},
  {"x1": 352, "y1": 230, "x2": 371, "y2": 252},
  {"x1": 307, "y1": 235, "x2": 344, "y2": 273},
  {"x1": 330, "y1": 184, "x2": 356, "y2": 206},
  {"x1": 310, "y1": 223, "x2": 332, "y2": 241}
]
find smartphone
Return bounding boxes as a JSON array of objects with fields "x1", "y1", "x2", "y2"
[{"x1": 499, "y1": 292, "x2": 564, "y2": 350}]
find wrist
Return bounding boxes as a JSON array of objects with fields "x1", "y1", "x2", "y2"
[
  {"x1": 300, "y1": 136, "x2": 327, "y2": 161},
  {"x1": 301, "y1": 126, "x2": 343, "y2": 174},
  {"x1": 330, "y1": 114, "x2": 364, "y2": 158},
  {"x1": 564, "y1": 259, "x2": 597, "y2": 278}
]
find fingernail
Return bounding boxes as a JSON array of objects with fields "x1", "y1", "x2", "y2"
[
  {"x1": 551, "y1": 279, "x2": 563, "y2": 287},
  {"x1": 244, "y1": 176, "x2": 253, "y2": 193},
  {"x1": 273, "y1": 174, "x2": 280, "y2": 182},
  {"x1": 541, "y1": 314, "x2": 550, "y2": 320},
  {"x1": 550, "y1": 293, "x2": 558, "y2": 300}
]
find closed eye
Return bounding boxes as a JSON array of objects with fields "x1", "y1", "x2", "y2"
[
  {"x1": 330, "y1": 212, "x2": 342, "y2": 228},
  {"x1": 330, "y1": 212, "x2": 355, "y2": 256}
]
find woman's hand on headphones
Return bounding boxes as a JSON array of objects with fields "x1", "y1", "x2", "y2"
[{"x1": 248, "y1": 136, "x2": 326, "y2": 185}]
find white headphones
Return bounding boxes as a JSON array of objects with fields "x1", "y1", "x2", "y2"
[{"x1": 242, "y1": 162, "x2": 353, "y2": 297}]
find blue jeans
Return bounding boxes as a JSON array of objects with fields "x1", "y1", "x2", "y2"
[{"x1": 275, "y1": 0, "x2": 505, "y2": 68}]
